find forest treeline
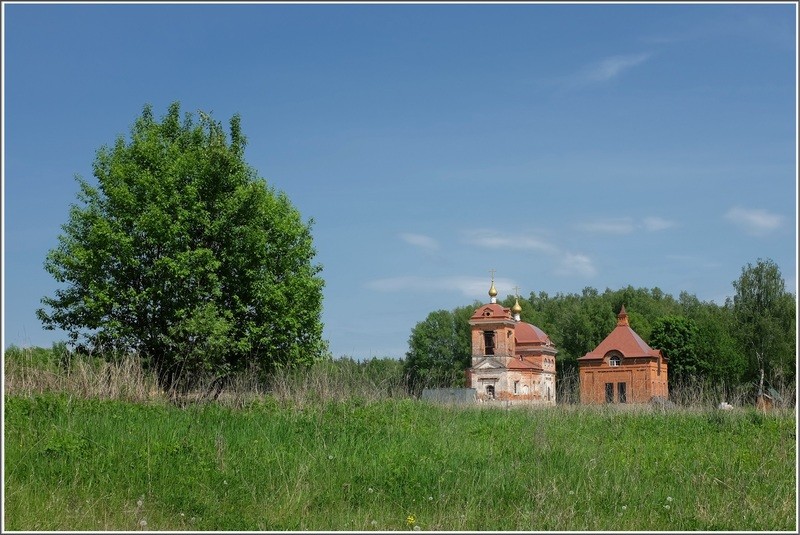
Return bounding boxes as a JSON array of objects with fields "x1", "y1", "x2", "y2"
[{"x1": 404, "y1": 258, "x2": 796, "y2": 400}]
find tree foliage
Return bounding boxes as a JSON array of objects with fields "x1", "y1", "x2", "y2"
[
  {"x1": 403, "y1": 305, "x2": 475, "y2": 395},
  {"x1": 650, "y1": 315, "x2": 704, "y2": 386},
  {"x1": 38, "y1": 102, "x2": 327, "y2": 389},
  {"x1": 731, "y1": 258, "x2": 796, "y2": 388}
]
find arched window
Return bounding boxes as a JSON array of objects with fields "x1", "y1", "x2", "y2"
[{"x1": 609, "y1": 355, "x2": 622, "y2": 367}]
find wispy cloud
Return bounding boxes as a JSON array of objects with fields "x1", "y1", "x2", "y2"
[
  {"x1": 538, "y1": 52, "x2": 652, "y2": 90},
  {"x1": 461, "y1": 229, "x2": 558, "y2": 254},
  {"x1": 555, "y1": 253, "x2": 598, "y2": 277},
  {"x1": 399, "y1": 232, "x2": 439, "y2": 251},
  {"x1": 642, "y1": 217, "x2": 676, "y2": 231},
  {"x1": 365, "y1": 275, "x2": 518, "y2": 298},
  {"x1": 641, "y1": 14, "x2": 795, "y2": 50},
  {"x1": 577, "y1": 216, "x2": 676, "y2": 234},
  {"x1": 579, "y1": 52, "x2": 652, "y2": 83},
  {"x1": 463, "y1": 228, "x2": 597, "y2": 279},
  {"x1": 576, "y1": 218, "x2": 636, "y2": 234},
  {"x1": 724, "y1": 207, "x2": 782, "y2": 236}
]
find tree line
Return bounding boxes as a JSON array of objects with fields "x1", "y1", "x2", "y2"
[{"x1": 404, "y1": 259, "x2": 796, "y2": 400}]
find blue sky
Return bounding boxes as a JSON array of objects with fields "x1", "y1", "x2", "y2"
[{"x1": 3, "y1": 2, "x2": 797, "y2": 359}]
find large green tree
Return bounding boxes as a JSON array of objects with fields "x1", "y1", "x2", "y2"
[
  {"x1": 403, "y1": 305, "x2": 475, "y2": 394},
  {"x1": 678, "y1": 292, "x2": 745, "y2": 385},
  {"x1": 731, "y1": 258, "x2": 796, "y2": 393},
  {"x1": 38, "y1": 103, "x2": 327, "y2": 389},
  {"x1": 650, "y1": 315, "x2": 705, "y2": 386}
]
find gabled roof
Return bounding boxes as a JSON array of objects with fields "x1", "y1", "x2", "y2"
[
  {"x1": 473, "y1": 359, "x2": 505, "y2": 370},
  {"x1": 578, "y1": 306, "x2": 663, "y2": 361},
  {"x1": 470, "y1": 303, "x2": 512, "y2": 321}
]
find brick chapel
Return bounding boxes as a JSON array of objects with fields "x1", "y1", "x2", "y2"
[
  {"x1": 577, "y1": 305, "x2": 669, "y2": 404},
  {"x1": 466, "y1": 278, "x2": 557, "y2": 404}
]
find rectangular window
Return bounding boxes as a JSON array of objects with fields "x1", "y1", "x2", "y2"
[
  {"x1": 483, "y1": 331, "x2": 495, "y2": 355},
  {"x1": 513, "y1": 381, "x2": 519, "y2": 394},
  {"x1": 617, "y1": 382, "x2": 627, "y2": 404},
  {"x1": 605, "y1": 383, "x2": 614, "y2": 403}
]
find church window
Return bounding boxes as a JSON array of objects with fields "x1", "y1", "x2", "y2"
[
  {"x1": 605, "y1": 383, "x2": 614, "y2": 403},
  {"x1": 483, "y1": 331, "x2": 495, "y2": 355},
  {"x1": 617, "y1": 382, "x2": 627, "y2": 403},
  {"x1": 513, "y1": 381, "x2": 519, "y2": 394},
  {"x1": 609, "y1": 355, "x2": 622, "y2": 367}
]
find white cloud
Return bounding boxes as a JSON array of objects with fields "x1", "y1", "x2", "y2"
[
  {"x1": 547, "y1": 52, "x2": 653, "y2": 89},
  {"x1": 724, "y1": 207, "x2": 782, "y2": 236},
  {"x1": 577, "y1": 216, "x2": 676, "y2": 233},
  {"x1": 462, "y1": 228, "x2": 597, "y2": 280},
  {"x1": 399, "y1": 232, "x2": 439, "y2": 251},
  {"x1": 462, "y1": 229, "x2": 558, "y2": 254},
  {"x1": 580, "y1": 52, "x2": 652, "y2": 83},
  {"x1": 555, "y1": 253, "x2": 598, "y2": 277},
  {"x1": 365, "y1": 275, "x2": 518, "y2": 298},
  {"x1": 642, "y1": 216, "x2": 675, "y2": 231},
  {"x1": 576, "y1": 218, "x2": 635, "y2": 234}
]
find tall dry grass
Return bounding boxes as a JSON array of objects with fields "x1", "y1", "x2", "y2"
[
  {"x1": 4, "y1": 345, "x2": 163, "y2": 403},
  {"x1": 5, "y1": 345, "x2": 795, "y2": 411},
  {"x1": 265, "y1": 357, "x2": 409, "y2": 408},
  {"x1": 666, "y1": 375, "x2": 796, "y2": 409},
  {"x1": 3, "y1": 346, "x2": 411, "y2": 408}
]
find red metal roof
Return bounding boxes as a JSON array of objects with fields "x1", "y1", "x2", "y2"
[
  {"x1": 507, "y1": 358, "x2": 541, "y2": 370},
  {"x1": 514, "y1": 322, "x2": 551, "y2": 346},
  {"x1": 579, "y1": 308, "x2": 661, "y2": 360},
  {"x1": 470, "y1": 303, "x2": 512, "y2": 320}
]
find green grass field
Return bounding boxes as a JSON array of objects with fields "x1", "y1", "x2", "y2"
[{"x1": 4, "y1": 391, "x2": 796, "y2": 531}]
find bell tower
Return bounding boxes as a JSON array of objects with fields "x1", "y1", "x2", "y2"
[{"x1": 469, "y1": 274, "x2": 516, "y2": 365}]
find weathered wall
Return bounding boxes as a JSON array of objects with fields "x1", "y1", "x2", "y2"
[{"x1": 579, "y1": 359, "x2": 667, "y2": 404}]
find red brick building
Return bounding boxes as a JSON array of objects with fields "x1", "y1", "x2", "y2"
[
  {"x1": 577, "y1": 306, "x2": 669, "y2": 404},
  {"x1": 466, "y1": 280, "x2": 557, "y2": 404}
]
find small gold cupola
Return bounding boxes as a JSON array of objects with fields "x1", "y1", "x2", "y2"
[
  {"x1": 512, "y1": 285, "x2": 522, "y2": 321},
  {"x1": 488, "y1": 269, "x2": 498, "y2": 303}
]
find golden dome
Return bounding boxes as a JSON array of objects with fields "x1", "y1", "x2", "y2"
[
  {"x1": 512, "y1": 298, "x2": 522, "y2": 314},
  {"x1": 488, "y1": 281, "x2": 498, "y2": 297}
]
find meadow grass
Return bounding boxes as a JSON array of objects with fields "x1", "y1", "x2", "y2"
[
  {"x1": 3, "y1": 346, "x2": 797, "y2": 531},
  {"x1": 4, "y1": 392, "x2": 796, "y2": 531}
]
